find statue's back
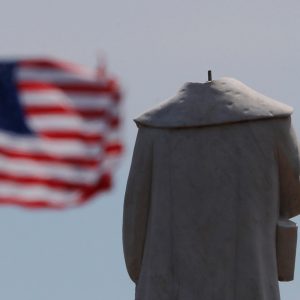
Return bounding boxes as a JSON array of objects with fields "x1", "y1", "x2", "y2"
[{"x1": 123, "y1": 79, "x2": 300, "y2": 300}]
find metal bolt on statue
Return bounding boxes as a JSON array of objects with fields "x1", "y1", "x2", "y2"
[{"x1": 123, "y1": 74, "x2": 300, "y2": 300}]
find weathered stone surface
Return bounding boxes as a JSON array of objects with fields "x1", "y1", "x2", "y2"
[
  {"x1": 123, "y1": 78, "x2": 300, "y2": 300},
  {"x1": 135, "y1": 78, "x2": 293, "y2": 128}
]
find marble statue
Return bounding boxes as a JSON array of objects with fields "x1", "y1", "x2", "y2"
[{"x1": 123, "y1": 77, "x2": 300, "y2": 300}]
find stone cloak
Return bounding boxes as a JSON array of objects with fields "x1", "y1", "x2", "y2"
[{"x1": 123, "y1": 78, "x2": 300, "y2": 300}]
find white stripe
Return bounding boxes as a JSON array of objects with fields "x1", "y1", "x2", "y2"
[
  {"x1": 105, "y1": 131, "x2": 122, "y2": 144},
  {"x1": 102, "y1": 153, "x2": 122, "y2": 171},
  {"x1": 0, "y1": 182, "x2": 80, "y2": 204},
  {"x1": 20, "y1": 91, "x2": 115, "y2": 110},
  {"x1": 0, "y1": 155, "x2": 101, "y2": 184},
  {"x1": 27, "y1": 115, "x2": 109, "y2": 133},
  {"x1": 17, "y1": 67, "x2": 97, "y2": 83},
  {"x1": 0, "y1": 132, "x2": 102, "y2": 157}
]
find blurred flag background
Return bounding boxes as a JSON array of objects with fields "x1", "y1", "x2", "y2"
[{"x1": 0, "y1": 58, "x2": 123, "y2": 209}]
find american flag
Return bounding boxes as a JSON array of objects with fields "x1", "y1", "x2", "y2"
[{"x1": 0, "y1": 58, "x2": 123, "y2": 209}]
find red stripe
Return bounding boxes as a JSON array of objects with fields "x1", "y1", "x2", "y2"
[
  {"x1": 18, "y1": 81, "x2": 120, "y2": 97},
  {"x1": 110, "y1": 117, "x2": 120, "y2": 127},
  {"x1": 105, "y1": 143, "x2": 124, "y2": 155},
  {"x1": 0, "y1": 146, "x2": 100, "y2": 168},
  {"x1": 39, "y1": 131, "x2": 104, "y2": 143},
  {"x1": 0, "y1": 172, "x2": 95, "y2": 190},
  {"x1": 25, "y1": 106, "x2": 112, "y2": 118},
  {"x1": 0, "y1": 198, "x2": 65, "y2": 209},
  {"x1": 78, "y1": 173, "x2": 111, "y2": 205},
  {"x1": 0, "y1": 173, "x2": 112, "y2": 209}
]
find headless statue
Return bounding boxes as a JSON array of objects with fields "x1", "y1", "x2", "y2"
[{"x1": 123, "y1": 77, "x2": 300, "y2": 300}]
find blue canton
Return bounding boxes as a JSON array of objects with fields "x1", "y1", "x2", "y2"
[{"x1": 0, "y1": 62, "x2": 33, "y2": 135}]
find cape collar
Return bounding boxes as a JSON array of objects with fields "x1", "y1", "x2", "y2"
[{"x1": 135, "y1": 77, "x2": 293, "y2": 128}]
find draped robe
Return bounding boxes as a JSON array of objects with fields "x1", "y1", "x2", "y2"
[{"x1": 123, "y1": 78, "x2": 300, "y2": 300}]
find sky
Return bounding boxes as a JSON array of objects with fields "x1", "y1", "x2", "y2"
[{"x1": 0, "y1": 0, "x2": 300, "y2": 299}]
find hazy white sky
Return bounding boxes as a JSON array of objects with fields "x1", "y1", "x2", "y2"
[{"x1": 0, "y1": 0, "x2": 300, "y2": 299}]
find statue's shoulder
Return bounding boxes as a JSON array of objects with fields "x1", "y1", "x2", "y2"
[{"x1": 135, "y1": 78, "x2": 293, "y2": 128}]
